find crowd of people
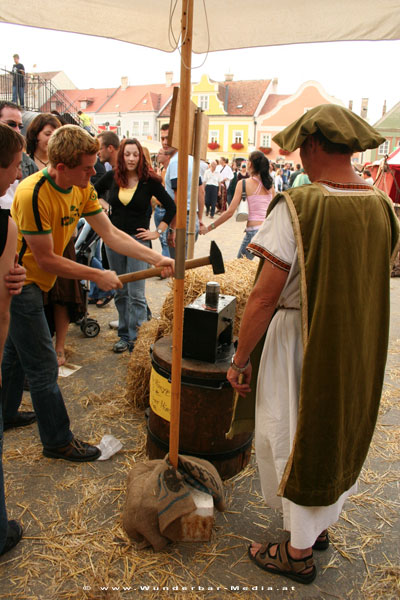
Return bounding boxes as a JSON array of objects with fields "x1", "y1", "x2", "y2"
[{"x1": 0, "y1": 100, "x2": 399, "y2": 591}]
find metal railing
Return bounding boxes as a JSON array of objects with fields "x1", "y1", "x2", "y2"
[{"x1": 0, "y1": 67, "x2": 97, "y2": 134}]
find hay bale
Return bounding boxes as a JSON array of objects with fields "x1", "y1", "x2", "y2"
[{"x1": 127, "y1": 258, "x2": 259, "y2": 408}]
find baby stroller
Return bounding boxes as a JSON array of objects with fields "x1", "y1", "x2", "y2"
[{"x1": 74, "y1": 223, "x2": 101, "y2": 338}]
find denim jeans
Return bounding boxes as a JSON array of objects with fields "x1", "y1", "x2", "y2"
[
  {"x1": 0, "y1": 409, "x2": 7, "y2": 554},
  {"x1": 105, "y1": 238, "x2": 151, "y2": 344},
  {"x1": 154, "y1": 205, "x2": 170, "y2": 257},
  {"x1": 12, "y1": 84, "x2": 24, "y2": 106},
  {"x1": 88, "y1": 255, "x2": 115, "y2": 300},
  {"x1": 237, "y1": 228, "x2": 259, "y2": 260},
  {"x1": 168, "y1": 214, "x2": 199, "y2": 259},
  {"x1": 1, "y1": 284, "x2": 73, "y2": 448}
]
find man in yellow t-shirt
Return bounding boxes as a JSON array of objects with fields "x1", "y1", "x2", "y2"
[
  {"x1": 77, "y1": 110, "x2": 92, "y2": 132},
  {"x1": 2, "y1": 125, "x2": 174, "y2": 462}
]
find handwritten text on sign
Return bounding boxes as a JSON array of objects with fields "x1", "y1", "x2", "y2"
[{"x1": 149, "y1": 368, "x2": 171, "y2": 421}]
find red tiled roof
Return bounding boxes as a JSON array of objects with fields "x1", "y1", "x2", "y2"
[
  {"x1": 98, "y1": 82, "x2": 177, "y2": 114},
  {"x1": 160, "y1": 79, "x2": 270, "y2": 117},
  {"x1": 217, "y1": 80, "x2": 271, "y2": 115},
  {"x1": 131, "y1": 90, "x2": 167, "y2": 112},
  {"x1": 259, "y1": 94, "x2": 291, "y2": 115},
  {"x1": 58, "y1": 88, "x2": 119, "y2": 113},
  {"x1": 159, "y1": 98, "x2": 173, "y2": 117}
]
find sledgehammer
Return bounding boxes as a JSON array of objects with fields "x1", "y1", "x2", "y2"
[{"x1": 118, "y1": 240, "x2": 225, "y2": 284}]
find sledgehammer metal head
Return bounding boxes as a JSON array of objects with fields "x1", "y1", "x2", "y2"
[
  {"x1": 208, "y1": 240, "x2": 225, "y2": 275},
  {"x1": 118, "y1": 241, "x2": 225, "y2": 285}
]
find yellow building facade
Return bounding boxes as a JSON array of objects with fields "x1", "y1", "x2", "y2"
[{"x1": 191, "y1": 74, "x2": 254, "y2": 161}]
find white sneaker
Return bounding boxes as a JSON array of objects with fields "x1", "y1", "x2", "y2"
[{"x1": 109, "y1": 320, "x2": 119, "y2": 330}]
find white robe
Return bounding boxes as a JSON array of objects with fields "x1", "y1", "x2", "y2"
[{"x1": 251, "y1": 197, "x2": 357, "y2": 549}]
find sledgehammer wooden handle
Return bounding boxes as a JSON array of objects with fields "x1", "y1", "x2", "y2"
[{"x1": 118, "y1": 256, "x2": 210, "y2": 284}]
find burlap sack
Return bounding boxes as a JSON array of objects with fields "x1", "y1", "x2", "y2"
[{"x1": 122, "y1": 455, "x2": 225, "y2": 551}]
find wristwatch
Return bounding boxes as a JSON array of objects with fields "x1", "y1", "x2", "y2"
[
  {"x1": 230, "y1": 354, "x2": 250, "y2": 373},
  {"x1": 156, "y1": 228, "x2": 163, "y2": 236}
]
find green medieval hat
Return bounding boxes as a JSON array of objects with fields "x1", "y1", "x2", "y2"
[{"x1": 273, "y1": 104, "x2": 385, "y2": 152}]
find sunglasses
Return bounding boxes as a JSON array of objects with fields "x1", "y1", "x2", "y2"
[{"x1": 2, "y1": 120, "x2": 23, "y2": 130}]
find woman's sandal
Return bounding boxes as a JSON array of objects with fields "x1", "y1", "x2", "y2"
[
  {"x1": 312, "y1": 529, "x2": 330, "y2": 551},
  {"x1": 248, "y1": 540, "x2": 316, "y2": 585},
  {"x1": 96, "y1": 296, "x2": 113, "y2": 308}
]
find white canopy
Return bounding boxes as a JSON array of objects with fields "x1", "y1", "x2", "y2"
[{"x1": 1, "y1": 0, "x2": 399, "y2": 53}]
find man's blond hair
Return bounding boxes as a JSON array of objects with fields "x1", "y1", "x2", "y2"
[{"x1": 48, "y1": 125, "x2": 99, "y2": 168}]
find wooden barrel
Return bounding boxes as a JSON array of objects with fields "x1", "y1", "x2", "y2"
[{"x1": 146, "y1": 335, "x2": 253, "y2": 480}]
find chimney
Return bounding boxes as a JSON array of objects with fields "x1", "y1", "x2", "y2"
[
  {"x1": 361, "y1": 98, "x2": 368, "y2": 119},
  {"x1": 224, "y1": 73, "x2": 234, "y2": 82},
  {"x1": 348, "y1": 100, "x2": 353, "y2": 111},
  {"x1": 165, "y1": 71, "x2": 173, "y2": 87},
  {"x1": 382, "y1": 100, "x2": 387, "y2": 117},
  {"x1": 121, "y1": 76, "x2": 128, "y2": 91}
]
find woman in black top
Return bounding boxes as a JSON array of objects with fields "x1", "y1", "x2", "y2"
[{"x1": 95, "y1": 138, "x2": 176, "y2": 353}]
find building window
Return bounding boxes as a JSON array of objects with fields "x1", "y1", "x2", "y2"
[
  {"x1": 261, "y1": 134, "x2": 271, "y2": 147},
  {"x1": 209, "y1": 130, "x2": 219, "y2": 143},
  {"x1": 198, "y1": 95, "x2": 209, "y2": 111},
  {"x1": 142, "y1": 121, "x2": 150, "y2": 135},
  {"x1": 378, "y1": 140, "x2": 389, "y2": 155},
  {"x1": 132, "y1": 121, "x2": 140, "y2": 136},
  {"x1": 233, "y1": 130, "x2": 243, "y2": 144}
]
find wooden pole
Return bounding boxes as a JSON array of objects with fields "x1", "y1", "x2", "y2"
[
  {"x1": 187, "y1": 108, "x2": 203, "y2": 259},
  {"x1": 169, "y1": 0, "x2": 193, "y2": 469}
]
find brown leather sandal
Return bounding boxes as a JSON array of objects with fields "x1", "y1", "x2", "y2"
[
  {"x1": 248, "y1": 540, "x2": 316, "y2": 584},
  {"x1": 312, "y1": 529, "x2": 330, "y2": 551}
]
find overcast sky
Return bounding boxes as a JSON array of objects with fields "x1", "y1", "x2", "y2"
[{"x1": 0, "y1": 23, "x2": 398, "y2": 125}]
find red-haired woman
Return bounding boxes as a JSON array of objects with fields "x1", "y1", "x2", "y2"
[{"x1": 95, "y1": 138, "x2": 176, "y2": 353}]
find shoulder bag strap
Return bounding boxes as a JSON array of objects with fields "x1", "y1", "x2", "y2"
[{"x1": 241, "y1": 178, "x2": 246, "y2": 200}]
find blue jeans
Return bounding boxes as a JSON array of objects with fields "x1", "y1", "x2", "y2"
[
  {"x1": 12, "y1": 83, "x2": 24, "y2": 106},
  {"x1": 1, "y1": 284, "x2": 73, "y2": 448},
  {"x1": 89, "y1": 255, "x2": 115, "y2": 300},
  {"x1": 237, "y1": 228, "x2": 259, "y2": 260},
  {"x1": 105, "y1": 238, "x2": 151, "y2": 344},
  {"x1": 154, "y1": 206, "x2": 170, "y2": 257},
  {"x1": 168, "y1": 214, "x2": 199, "y2": 259},
  {"x1": 0, "y1": 409, "x2": 7, "y2": 554}
]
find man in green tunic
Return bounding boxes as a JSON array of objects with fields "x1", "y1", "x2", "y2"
[{"x1": 227, "y1": 105, "x2": 400, "y2": 585}]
